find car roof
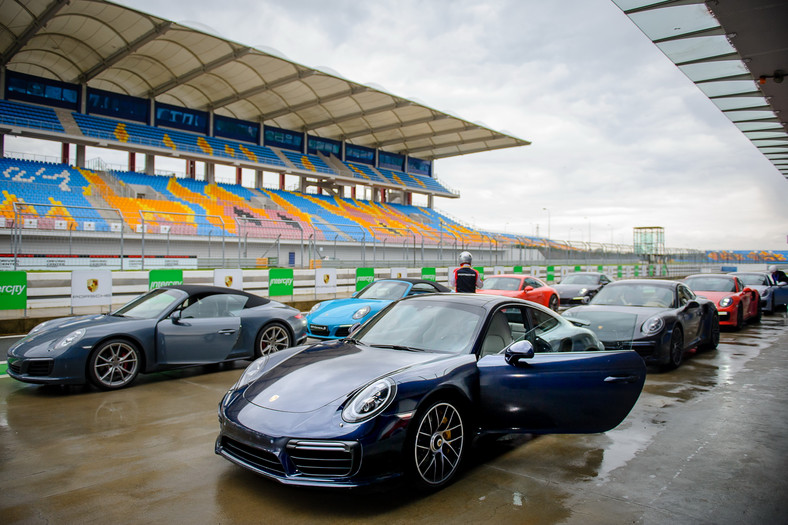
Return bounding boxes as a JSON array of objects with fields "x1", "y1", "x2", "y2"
[
  {"x1": 375, "y1": 278, "x2": 451, "y2": 291},
  {"x1": 607, "y1": 279, "x2": 678, "y2": 288},
  {"x1": 685, "y1": 274, "x2": 734, "y2": 280},
  {"x1": 400, "y1": 291, "x2": 545, "y2": 310},
  {"x1": 161, "y1": 285, "x2": 270, "y2": 307}
]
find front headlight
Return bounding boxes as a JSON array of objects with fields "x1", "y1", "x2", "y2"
[
  {"x1": 352, "y1": 305, "x2": 371, "y2": 320},
  {"x1": 233, "y1": 357, "x2": 268, "y2": 390},
  {"x1": 53, "y1": 328, "x2": 85, "y2": 350},
  {"x1": 641, "y1": 316, "x2": 664, "y2": 336},
  {"x1": 719, "y1": 297, "x2": 733, "y2": 308},
  {"x1": 578, "y1": 288, "x2": 588, "y2": 295},
  {"x1": 342, "y1": 377, "x2": 396, "y2": 423}
]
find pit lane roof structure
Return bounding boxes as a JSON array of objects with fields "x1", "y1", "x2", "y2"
[
  {"x1": 0, "y1": 0, "x2": 530, "y2": 162},
  {"x1": 614, "y1": 0, "x2": 788, "y2": 179}
]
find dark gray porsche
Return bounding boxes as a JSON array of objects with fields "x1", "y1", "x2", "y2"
[
  {"x1": 563, "y1": 279, "x2": 719, "y2": 369},
  {"x1": 7, "y1": 285, "x2": 307, "y2": 390}
]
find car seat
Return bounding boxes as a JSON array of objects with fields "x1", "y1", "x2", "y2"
[{"x1": 481, "y1": 311, "x2": 513, "y2": 357}]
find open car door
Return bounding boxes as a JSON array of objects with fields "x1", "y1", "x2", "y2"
[{"x1": 477, "y1": 348, "x2": 645, "y2": 434}]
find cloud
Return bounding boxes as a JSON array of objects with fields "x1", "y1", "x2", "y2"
[{"x1": 33, "y1": 0, "x2": 788, "y2": 250}]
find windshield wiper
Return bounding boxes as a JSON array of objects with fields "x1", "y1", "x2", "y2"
[{"x1": 368, "y1": 344, "x2": 424, "y2": 352}]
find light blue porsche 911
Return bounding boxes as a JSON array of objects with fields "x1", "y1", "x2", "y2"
[{"x1": 306, "y1": 278, "x2": 451, "y2": 339}]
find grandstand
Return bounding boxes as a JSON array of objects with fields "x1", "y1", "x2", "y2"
[{"x1": 0, "y1": 0, "x2": 544, "y2": 268}]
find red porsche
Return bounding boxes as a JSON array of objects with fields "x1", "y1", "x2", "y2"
[
  {"x1": 478, "y1": 274, "x2": 560, "y2": 310},
  {"x1": 683, "y1": 274, "x2": 761, "y2": 329}
]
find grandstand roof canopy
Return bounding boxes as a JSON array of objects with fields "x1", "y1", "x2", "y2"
[
  {"x1": 0, "y1": 0, "x2": 530, "y2": 161},
  {"x1": 614, "y1": 0, "x2": 788, "y2": 179}
]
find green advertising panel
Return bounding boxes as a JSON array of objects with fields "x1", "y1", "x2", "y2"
[
  {"x1": 574, "y1": 265, "x2": 582, "y2": 272},
  {"x1": 421, "y1": 267, "x2": 436, "y2": 281},
  {"x1": 513, "y1": 265, "x2": 523, "y2": 274},
  {"x1": 597, "y1": 265, "x2": 604, "y2": 272},
  {"x1": 634, "y1": 265, "x2": 640, "y2": 277},
  {"x1": 648, "y1": 264, "x2": 655, "y2": 277},
  {"x1": 149, "y1": 269, "x2": 183, "y2": 290},
  {"x1": 617, "y1": 265, "x2": 623, "y2": 278},
  {"x1": 546, "y1": 265, "x2": 555, "y2": 283},
  {"x1": 474, "y1": 267, "x2": 485, "y2": 280},
  {"x1": 0, "y1": 271, "x2": 27, "y2": 310},
  {"x1": 356, "y1": 267, "x2": 375, "y2": 291},
  {"x1": 269, "y1": 268, "x2": 294, "y2": 296}
]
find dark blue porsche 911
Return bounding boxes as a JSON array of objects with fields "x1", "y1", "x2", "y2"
[
  {"x1": 7, "y1": 285, "x2": 307, "y2": 390},
  {"x1": 216, "y1": 293, "x2": 646, "y2": 490}
]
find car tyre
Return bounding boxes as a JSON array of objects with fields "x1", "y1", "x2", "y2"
[
  {"x1": 548, "y1": 295, "x2": 559, "y2": 311},
  {"x1": 699, "y1": 313, "x2": 719, "y2": 351},
  {"x1": 255, "y1": 322, "x2": 292, "y2": 358},
  {"x1": 734, "y1": 306, "x2": 743, "y2": 331},
  {"x1": 662, "y1": 327, "x2": 684, "y2": 371},
  {"x1": 407, "y1": 399, "x2": 466, "y2": 491},
  {"x1": 87, "y1": 339, "x2": 141, "y2": 390}
]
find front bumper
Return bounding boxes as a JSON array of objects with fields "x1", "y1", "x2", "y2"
[
  {"x1": 216, "y1": 399, "x2": 410, "y2": 488},
  {"x1": 306, "y1": 323, "x2": 353, "y2": 340},
  {"x1": 601, "y1": 335, "x2": 670, "y2": 365},
  {"x1": 6, "y1": 356, "x2": 85, "y2": 385}
]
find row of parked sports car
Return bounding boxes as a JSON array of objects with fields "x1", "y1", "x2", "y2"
[{"x1": 5, "y1": 267, "x2": 785, "y2": 491}]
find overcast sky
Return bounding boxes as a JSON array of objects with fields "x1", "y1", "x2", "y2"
[{"x1": 15, "y1": 0, "x2": 788, "y2": 251}]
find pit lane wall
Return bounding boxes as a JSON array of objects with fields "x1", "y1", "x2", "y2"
[{"x1": 0, "y1": 261, "x2": 768, "y2": 324}]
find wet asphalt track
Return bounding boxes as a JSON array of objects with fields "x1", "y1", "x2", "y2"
[{"x1": 1, "y1": 312, "x2": 786, "y2": 524}]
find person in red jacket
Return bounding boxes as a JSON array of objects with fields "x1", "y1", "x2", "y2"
[{"x1": 449, "y1": 251, "x2": 482, "y2": 293}]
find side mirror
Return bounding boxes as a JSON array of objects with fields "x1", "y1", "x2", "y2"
[
  {"x1": 523, "y1": 286, "x2": 534, "y2": 293},
  {"x1": 171, "y1": 309, "x2": 182, "y2": 324},
  {"x1": 504, "y1": 340, "x2": 535, "y2": 365},
  {"x1": 686, "y1": 300, "x2": 700, "y2": 309}
]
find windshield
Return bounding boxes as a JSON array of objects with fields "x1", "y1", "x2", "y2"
[
  {"x1": 357, "y1": 280, "x2": 410, "y2": 300},
  {"x1": 356, "y1": 299, "x2": 485, "y2": 354},
  {"x1": 591, "y1": 284, "x2": 674, "y2": 308},
  {"x1": 735, "y1": 274, "x2": 768, "y2": 286},
  {"x1": 481, "y1": 277, "x2": 521, "y2": 291},
  {"x1": 684, "y1": 277, "x2": 736, "y2": 293},
  {"x1": 113, "y1": 288, "x2": 186, "y2": 319},
  {"x1": 561, "y1": 274, "x2": 598, "y2": 285}
]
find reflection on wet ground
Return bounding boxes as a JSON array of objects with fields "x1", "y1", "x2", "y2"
[{"x1": 0, "y1": 314, "x2": 786, "y2": 523}]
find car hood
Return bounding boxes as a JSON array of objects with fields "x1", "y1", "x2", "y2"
[
  {"x1": 477, "y1": 289, "x2": 520, "y2": 297},
  {"x1": 242, "y1": 341, "x2": 443, "y2": 413},
  {"x1": 692, "y1": 291, "x2": 733, "y2": 303},
  {"x1": 308, "y1": 298, "x2": 390, "y2": 323},
  {"x1": 564, "y1": 305, "x2": 666, "y2": 341},
  {"x1": 553, "y1": 284, "x2": 596, "y2": 295},
  {"x1": 20, "y1": 314, "x2": 130, "y2": 341}
]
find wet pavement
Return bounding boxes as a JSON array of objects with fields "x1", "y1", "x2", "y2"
[{"x1": 1, "y1": 313, "x2": 786, "y2": 524}]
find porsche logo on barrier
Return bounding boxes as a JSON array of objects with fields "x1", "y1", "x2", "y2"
[
  {"x1": 225, "y1": 275, "x2": 233, "y2": 287},
  {"x1": 323, "y1": 274, "x2": 330, "y2": 284},
  {"x1": 86, "y1": 279, "x2": 99, "y2": 293}
]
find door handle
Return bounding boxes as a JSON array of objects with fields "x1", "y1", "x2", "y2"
[
  {"x1": 218, "y1": 329, "x2": 237, "y2": 335},
  {"x1": 604, "y1": 375, "x2": 639, "y2": 383}
]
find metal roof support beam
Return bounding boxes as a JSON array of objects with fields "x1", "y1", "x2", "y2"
[
  {"x1": 1, "y1": 0, "x2": 69, "y2": 65},
  {"x1": 305, "y1": 100, "x2": 414, "y2": 131},
  {"x1": 621, "y1": 0, "x2": 704, "y2": 16},
  {"x1": 80, "y1": 21, "x2": 173, "y2": 82},
  {"x1": 652, "y1": 26, "x2": 725, "y2": 44},
  {"x1": 375, "y1": 125, "x2": 480, "y2": 148},
  {"x1": 211, "y1": 68, "x2": 317, "y2": 109},
  {"x1": 152, "y1": 46, "x2": 252, "y2": 97},
  {"x1": 407, "y1": 136, "x2": 503, "y2": 156},
  {"x1": 341, "y1": 114, "x2": 452, "y2": 140},
  {"x1": 674, "y1": 52, "x2": 740, "y2": 67},
  {"x1": 262, "y1": 85, "x2": 369, "y2": 120}
]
